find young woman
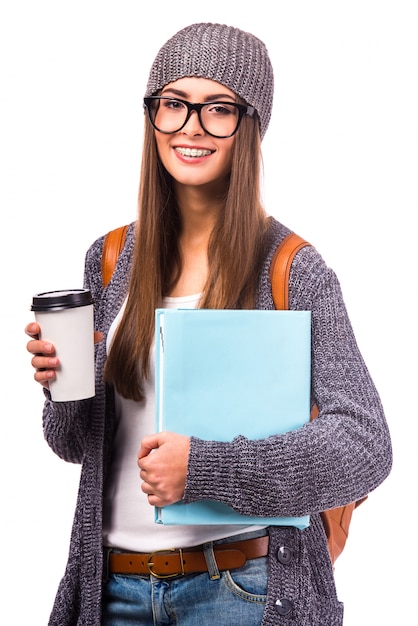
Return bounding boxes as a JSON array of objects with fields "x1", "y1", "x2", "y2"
[{"x1": 25, "y1": 23, "x2": 392, "y2": 626}]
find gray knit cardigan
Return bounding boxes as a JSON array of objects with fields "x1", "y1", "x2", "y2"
[{"x1": 42, "y1": 218, "x2": 392, "y2": 626}]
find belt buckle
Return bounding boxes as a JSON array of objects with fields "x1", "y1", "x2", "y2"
[{"x1": 147, "y1": 548, "x2": 185, "y2": 579}]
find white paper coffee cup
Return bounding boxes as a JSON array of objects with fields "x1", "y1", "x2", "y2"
[{"x1": 31, "y1": 289, "x2": 95, "y2": 402}]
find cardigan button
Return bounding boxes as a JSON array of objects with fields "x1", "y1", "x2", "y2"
[
  {"x1": 276, "y1": 545, "x2": 293, "y2": 565},
  {"x1": 275, "y1": 598, "x2": 293, "y2": 616}
]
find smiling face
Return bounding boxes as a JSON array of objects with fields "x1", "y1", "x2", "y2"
[{"x1": 153, "y1": 77, "x2": 237, "y2": 194}]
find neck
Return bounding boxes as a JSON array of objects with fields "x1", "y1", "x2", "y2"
[
  {"x1": 175, "y1": 184, "x2": 222, "y2": 240},
  {"x1": 166, "y1": 186, "x2": 221, "y2": 298}
]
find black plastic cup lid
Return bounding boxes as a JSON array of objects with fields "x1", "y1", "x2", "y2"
[{"x1": 31, "y1": 289, "x2": 94, "y2": 312}]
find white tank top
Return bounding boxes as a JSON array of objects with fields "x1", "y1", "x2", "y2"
[{"x1": 102, "y1": 293, "x2": 264, "y2": 551}]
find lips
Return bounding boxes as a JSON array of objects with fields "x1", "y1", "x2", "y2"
[{"x1": 174, "y1": 147, "x2": 213, "y2": 158}]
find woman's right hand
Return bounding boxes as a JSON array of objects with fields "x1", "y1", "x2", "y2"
[
  {"x1": 25, "y1": 322, "x2": 59, "y2": 389},
  {"x1": 25, "y1": 323, "x2": 104, "y2": 390}
]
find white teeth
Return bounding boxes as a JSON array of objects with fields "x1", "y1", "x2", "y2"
[{"x1": 175, "y1": 147, "x2": 212, "y2": 157}]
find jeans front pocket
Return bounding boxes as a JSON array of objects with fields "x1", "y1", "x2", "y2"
[{"x1": 222, "y1": 556, "x2": 268, "y2": 603}]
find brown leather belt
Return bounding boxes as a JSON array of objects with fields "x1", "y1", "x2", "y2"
[{"x1": 107, "y1": 536, "x2": 269, "y2": 579}]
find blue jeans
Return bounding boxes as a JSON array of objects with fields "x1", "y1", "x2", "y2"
[{"x1": 102, "y1": 536, "x2": 267, "y2": 625}]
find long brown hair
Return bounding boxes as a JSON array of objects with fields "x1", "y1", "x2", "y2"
[{"x1": 104, "y1": 113, "x2": 270, "y2": 401}]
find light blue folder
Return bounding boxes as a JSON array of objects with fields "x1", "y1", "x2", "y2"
[{"x1": 154, "y1": 308, "x2": 311, "y2": 529}]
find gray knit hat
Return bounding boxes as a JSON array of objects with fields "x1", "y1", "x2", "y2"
[{"x1": 145, "y1": 23, "x2": 274, "y2": 139}]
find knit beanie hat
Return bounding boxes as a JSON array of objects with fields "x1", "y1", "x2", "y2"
[{"x1": 145, "y1": 23, "x2": 274, "y2": 139}]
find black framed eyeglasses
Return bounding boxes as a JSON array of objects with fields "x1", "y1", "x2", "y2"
[{"x1": 143, "y1": 96, "x2": 256, "y2": 138}]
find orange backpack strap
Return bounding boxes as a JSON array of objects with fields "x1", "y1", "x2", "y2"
[
  {"x1": 101, "y1": 225, "x2": 129, "y2": 288},
  {"x1": 270, "y1": 232, "x2": 311, "y2": 310},
  {"x1": 269, "y1": 232, "x2": 366, "y2": 565}
]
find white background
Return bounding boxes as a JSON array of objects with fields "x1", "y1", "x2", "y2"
[{"x1": 1, "y1": 1, "x2": 416, "y2": 624}]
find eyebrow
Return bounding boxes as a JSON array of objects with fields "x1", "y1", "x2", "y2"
[{"x1": 160, "y1": 87, "x2": 236, "y2": 103}]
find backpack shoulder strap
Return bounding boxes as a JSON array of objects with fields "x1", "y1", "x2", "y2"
[
  {"x1": 269, "y1": 232, "x2": 311, "y2": 310},
  {"x1": 101, "y1": 225, "x2": 129, "y2": 288}
]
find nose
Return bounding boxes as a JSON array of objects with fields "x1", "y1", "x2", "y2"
[{"x1": 182, "y1": 110, "x2": 204, "y2": 135}]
